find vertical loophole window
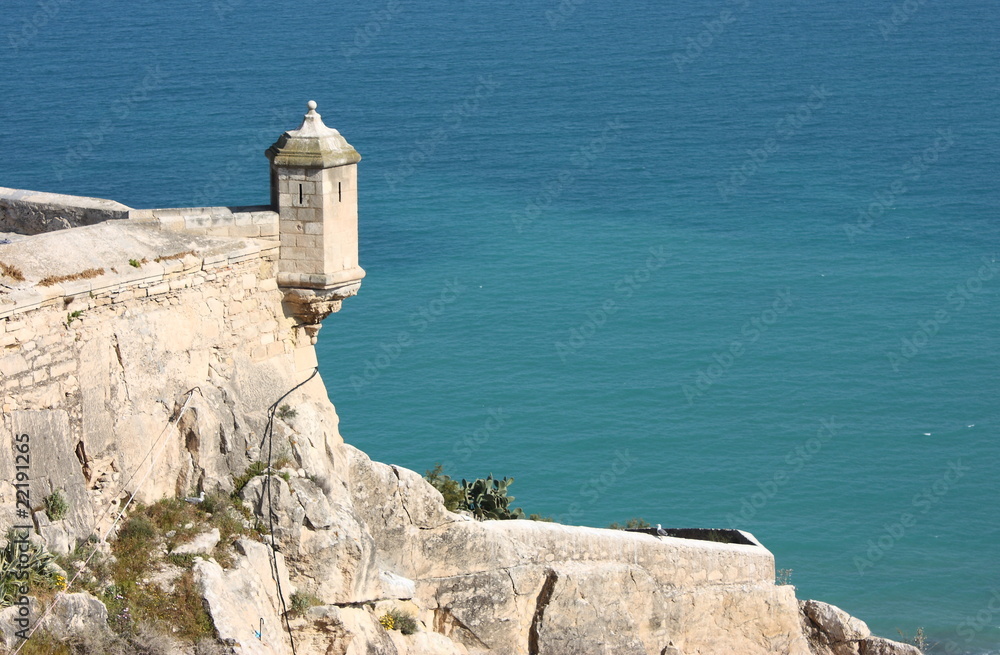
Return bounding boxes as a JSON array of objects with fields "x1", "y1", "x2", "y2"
[
  {"x1": 298, "y1": 184, "x2": 304, "y2": 205},
  {"x1": 338, "y1": 182, "x2": 342, "y2": 202}
]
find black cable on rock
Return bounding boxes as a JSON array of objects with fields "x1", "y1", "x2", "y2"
[{"x1": 259, "y1": 366, "x2": 318, "y2": 655}]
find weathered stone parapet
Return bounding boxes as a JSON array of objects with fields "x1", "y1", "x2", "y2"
[
  {"x1": 0, "y1": 186, "x2": 131, "y2": 235},
  {"x1": 0, "y1": 221, "x2": 276, "y2": 320},
  {"x1": 129, "y1": 205, "x2": 279, "y2": 239}
]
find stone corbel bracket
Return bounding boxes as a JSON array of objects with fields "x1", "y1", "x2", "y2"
[{"x1": 280, "y1": 275, "x2": 362, "y2": 343}]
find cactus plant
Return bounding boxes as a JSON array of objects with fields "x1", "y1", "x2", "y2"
[{"x1": 460, "y1": 475, "x2": 524, "y2": 520}]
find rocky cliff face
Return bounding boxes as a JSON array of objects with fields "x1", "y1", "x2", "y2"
[{"x1": 0, "y1": 217, "x2": 920, "y2": 655}]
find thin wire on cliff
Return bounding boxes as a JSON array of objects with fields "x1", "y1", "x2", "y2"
[{"x1": 259, "y1": 366, "x2": 319, "y2": 655}]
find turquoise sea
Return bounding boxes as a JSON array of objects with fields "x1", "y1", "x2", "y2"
[{"x1": 2, "y1": 1, "x2": 998, "y2": 651}]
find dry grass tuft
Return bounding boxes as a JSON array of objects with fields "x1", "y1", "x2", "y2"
[
  {"x1": 0, "y1": 261, "x2": 24, "y2": 282},
  {"x1": 154, "y1": 250, "x2": 196, "y2": 263},
  {"x1": 18, "y1": 623, "x2": 179, "y2": 655},
  {"x1": 38, "y1": 268, "x2": 105, "y2": 287}
]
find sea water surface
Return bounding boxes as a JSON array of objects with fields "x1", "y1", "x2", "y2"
[{"x1": 2, "y1": 1, "x2": 998, "y2": 652}]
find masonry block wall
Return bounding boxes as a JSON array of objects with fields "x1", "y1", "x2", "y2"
[{"x1": 1, "y1": 247, "x2": 317, "y2": 416}]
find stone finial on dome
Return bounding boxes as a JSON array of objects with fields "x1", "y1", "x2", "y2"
[
  {"x1": 265, "y1": 101, "x2": 361, "y2": 169},
  {"x1": 296, "y1": 100, "x2": 324, "y2": 132}
]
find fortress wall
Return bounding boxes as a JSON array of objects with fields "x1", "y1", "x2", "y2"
[{"x1": 0, "y1": 225, "x2": 279, "y2": 321}]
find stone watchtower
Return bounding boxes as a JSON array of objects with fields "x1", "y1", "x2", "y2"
[{"x1": 266, "y1": 101, "x2": 365, "y2": 335}]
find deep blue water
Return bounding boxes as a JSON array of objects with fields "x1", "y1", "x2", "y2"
[{"x1": 3, "y1": 1, "x2": 999, "y2": 652}]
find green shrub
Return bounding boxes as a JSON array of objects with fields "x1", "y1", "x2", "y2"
[
  {"x1": 379, "y1": 608, "x2": 418, "y2": 635},
  {"x1": 198, "y1": 490, "x2": 226, "y2": 516},
  {"x1": 423, "y1": 464, "x2": 464, "y2": 511},
  {"x1": 288, "y1": 591, "x2": 322, "y2": 617},
  {"x1": 608, "y1": 518, "x2": 651, "y2": 530},
  {"x1": 118, "y1": 514, "x2": 155, "y2": 543},
  {"x1": 277, "y1": 404, "x2": 297, "y2": 420},
  {"x1": 528, "y1": 514, "x2": 554, "y2": 522},
  {"x1": 44, "y1": 490, "x2": 69, "y2": 521},
  {"x1": 232, "y1": 461, "x2": 268, "y2": 496},
  {"x1": 272, "y1": 445, "x2": 296, "y2": 470}
]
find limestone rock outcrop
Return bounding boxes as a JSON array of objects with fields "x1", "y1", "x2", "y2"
[
  {"x1": 860, "y1": 638, "x2": 924, "y2": 655},
  {"x1": 195, "y1": 539, "x2": 295, "y2": 654},
  {"x1": 172, "y1": 527, "x2": 221, "y2": 556},
  {"x1": 800, "y1": 600, "x2": 922, "y2": 655},
  {"x1": 0, "y1": 593, "x2": 109, "y2": 649}
]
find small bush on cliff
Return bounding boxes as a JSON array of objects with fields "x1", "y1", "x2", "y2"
[
  {"x1": 423, "y1": 464, "x2": 464, "y2": 511},
  {"x1": 232, "y1": 461, "x2": 268, "y2": 496},
  {"x1": 379, "y1": 608, "x2": 418, "y2": 635},
  {"x1": 38, "y1": 268, "x2": 104, "y2": 287},
  {"x1": 425, "y1": 466, "x2": 530, "y2": 520},
  {"x1": 44, "y1": 490, "x2": 69, "y2": 521},
  {"x1": 896, "y1": 627, "x2": 928, "y2": 650},
  {"x1": 289, "y1": 591, "x2": 322, "y2": 617},
  {"x1": 0, "y1": 261, "x2": 24, "y2": 282},
  {"x1": 64, "y1": 310, "x2": 83, "y2": 328}
]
